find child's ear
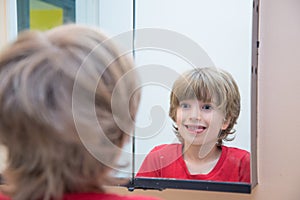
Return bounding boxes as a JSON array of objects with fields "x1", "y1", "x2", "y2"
[{"x1": 221, "y1": 118, "x2": 231, "y2": 130}]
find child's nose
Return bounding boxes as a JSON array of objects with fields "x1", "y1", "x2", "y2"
[{"x1": 189, "y1": 106, "x2": 202, "y2": 120}]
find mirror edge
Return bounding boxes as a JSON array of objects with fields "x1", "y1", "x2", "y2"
[
  {"x1": 251, "y1": 0, "x2": 259, "y2": 189},
  {"x1": 125, "y1": 178, "x2": 251, "y2": 194}
]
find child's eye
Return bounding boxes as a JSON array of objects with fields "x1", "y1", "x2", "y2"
[
  {"x1": 201, "y1": 104, "x2": 213, "y2": 110},
  {"x1": 180, "y1": 103, "x2": 190, "y2": 109}
]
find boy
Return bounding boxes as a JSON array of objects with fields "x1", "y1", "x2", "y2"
[
  {"x1": 0, "y1": 24, "x2": 159, "y2": 200},
  {"x1": 137, "y1": 67, "x2": 250, "y2": 183}
]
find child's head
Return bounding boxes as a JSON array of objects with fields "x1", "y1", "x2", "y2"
[
  {"x1": 0, "y1": 24, "x2": 140, "y2": 200},
  {"x1": 169, "y1": 67, "x2": 240, "y2": 146}
]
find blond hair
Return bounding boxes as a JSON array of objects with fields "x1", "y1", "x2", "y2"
[
  {"x1": 0, "y1": 24, "x2": 140, "y2": 200},
  {"x1": 169, "y1": 67, "x2": 240, "y2": 146}
]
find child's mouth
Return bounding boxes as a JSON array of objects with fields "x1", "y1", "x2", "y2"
[{"x1": 185, "y1": 125, "x2": 206, "y2": 134}]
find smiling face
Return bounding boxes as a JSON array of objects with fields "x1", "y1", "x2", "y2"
[
  {"x1": 176, "y1": 99, "x2": 229, "y2": 147},
  {"x1": 169, "y1": 67, "x2": 240, "y2": 146}
]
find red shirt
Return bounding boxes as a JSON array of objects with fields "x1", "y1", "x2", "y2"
[
  {"x1": 0, "y1": 193, "x2": 160, "y2": 200},
  {"x1": 136, "y1": 144, "x2": 250, "y2": 183}
]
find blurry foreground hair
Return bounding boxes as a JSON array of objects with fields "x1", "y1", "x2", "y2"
[{"x1": 0, "y1": 24, "x2": 140, "y2": 200}]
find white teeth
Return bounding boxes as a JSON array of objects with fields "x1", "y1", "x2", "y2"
[
  {"x1": 189, "y1": 126, "x2": 197, "y2": 130},
  {"x1": 186, "y1": 125, "x2": 205, "y2": 130}
]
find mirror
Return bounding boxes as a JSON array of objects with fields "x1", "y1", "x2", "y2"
[
  {"x1": 77, "y1": 0, "x2": 258, "y2": 193},
  {"x1": 129, "y1": 0, "x2": 258, "y2": 193}
]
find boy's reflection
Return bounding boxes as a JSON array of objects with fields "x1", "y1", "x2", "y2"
[{"x1": 137, "y1": 67, "x2": 250, "y2": 183}]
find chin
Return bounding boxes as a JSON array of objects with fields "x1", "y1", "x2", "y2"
[{"x1": 184, "y1": 139, "x2": 205, "y2": 147}]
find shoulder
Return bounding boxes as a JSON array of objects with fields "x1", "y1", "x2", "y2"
[
  {"x1": 0, "y1": 193, "x2": 161, "y2": 200},
  {"x1": 0, "y1": 194, "x2": 10, "y2": 200},
  {"x1": 223, "y1": 146, "x2": 249, "y2": 155},
  {"x1": 222, "y1": 146, "x2": 250, "y2": 161}
]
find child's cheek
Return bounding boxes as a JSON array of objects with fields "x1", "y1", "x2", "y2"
[{"x1": 175, "y1": 108, "x2": 184, "y2": 123}]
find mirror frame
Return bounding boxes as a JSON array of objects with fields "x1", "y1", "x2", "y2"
[{"x1": 127, "y1": 0, "x2": 259, "y2": 194}]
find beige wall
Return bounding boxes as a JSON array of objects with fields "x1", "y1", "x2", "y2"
[
  {"x1": 1, "y1": 0, "x2": 299, "y2": 199},
  {"x1": 109, "y1": 0, "x2": 300, "y2": 199},
  {"x1": 0, "y1": 0, "x2": 7, "y2": 50}
]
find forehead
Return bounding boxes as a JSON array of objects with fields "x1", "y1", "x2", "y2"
[{"x1": 173, "y1": 76, "x2": 215, "y2": 103}]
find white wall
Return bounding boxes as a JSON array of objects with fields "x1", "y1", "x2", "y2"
[
  {"x1": 0, "y1": 0, "x2": 17, "y2": 50},
  {"x1": 76, "y1": 0, "x2": 132, "y2": 36}
]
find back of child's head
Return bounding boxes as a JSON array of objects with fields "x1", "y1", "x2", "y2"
[
  {"x1": 0, "y1": 24, "x2": 140, "y2": 200},
  {"x1": 169, "y1": 67, "x2": 240, "y2": 145}
]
